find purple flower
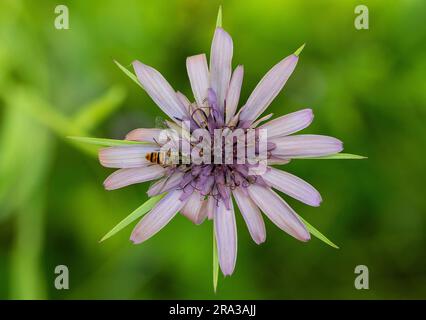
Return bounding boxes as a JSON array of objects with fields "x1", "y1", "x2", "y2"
[{"x1": 99, "y1": 26, "x2": 343, "y2": 277}]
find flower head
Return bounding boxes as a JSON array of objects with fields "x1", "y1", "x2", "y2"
[{"x1": 99, "y1": 19, "x2": 344, "y2": 277}]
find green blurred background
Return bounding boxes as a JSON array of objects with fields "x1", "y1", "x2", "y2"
[{"x1": 0, "y1": 0, "x2": 425, "y2": 299}]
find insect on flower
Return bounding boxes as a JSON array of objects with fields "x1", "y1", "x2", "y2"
[{"x1": 85, "y1": 7, "x2": 364, "y2": 285}]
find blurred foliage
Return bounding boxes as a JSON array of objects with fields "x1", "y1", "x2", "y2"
[{"x1": 0, "y1": 0, "x2": 425, "y2": 299}]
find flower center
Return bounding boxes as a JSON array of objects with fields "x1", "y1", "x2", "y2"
[{"x1": 162, "y1": 90, "x2": 274, "y2": 207}]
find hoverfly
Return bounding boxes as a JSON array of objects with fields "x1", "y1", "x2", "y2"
[{"x1": 145, "y1": 149, "x2": 190, "y2": 166}]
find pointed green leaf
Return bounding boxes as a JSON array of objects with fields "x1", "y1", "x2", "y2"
[
  {"x1": 68, "y1": 136, "x2": 148, "y2": 147},
  {"x1": 114, "y1": 60, "x2": 143, "y2": 88},
  {"x1": 216, "y1": 6, "x2": 222, "y2": 28},
  {"x1": 213, "y1": 230, "x2": 219, "y2": 293},
  {"x1": 298, "y1": 216, "x2": 339, "y2": 249},
  {"x1": 294, "y1": 43, "x2": 306, "y2": 56},
  {"x1": 100, "y1": 194, "x2": 165, "y2": 242},
  {"x1": 303, "y1": 153, "x2": 367, "y2": 160}
]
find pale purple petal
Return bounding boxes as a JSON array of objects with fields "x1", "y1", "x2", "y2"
[
  {"x1": 198, "y1": 197, "x2": 212, "y2": 222},
  {"x1": 130, "y1": 189, "x2": 186, "y2": 244},
  {"x1": 176, "y1": 91, "x2": 191, "y2": 109},
  {"x1": 177, "y1": 90, "x2": 208, "y2": 127},
  {"x1": 233, "y1": 187, "x2": 266, "y2": 244},
  {"x1": 225, "y1": 65, "x2": 244, "y2": 124},
  {"x1": 251, "y1": 113, "x2": 273, "y2": 128},
  {"x1": 125, "y1": 128, "x2": 163, "y2": 143},
  {"x1": 133, "y1": 60, "x2": 187, "y2": 120},
  {"x1": 247, "y1": 184, "x2": 310, "y2": 242},
  {"x1": 262, "y1": 167, "x2": 322, "y2": 206},
  {"x1": 147, "y1": 171, "x2": 184, "y2": 197},
  {"x1": 214, "y1": 198, "x2": 237, "y2": 276},
  {"x1": 210, "y1": 27, "x2": 233, "y2": 116},
  {"x1": 271, "y1": 134, "x2": 343, "y2": 158},
  {"x1": 259, "y1": 109, "x2": 313, "y2": 137},
  {"x1": 266, "y1": 157, "x2": 291, "y2": 165},
  {"x1": 205, "y1": 195, "x2": 216, "y2": 220},
  {"x1": 186, "y1": 54, "x2": 210, "y2": 106},
  {"x1": 239, "y1": 54, "x2": 298, "y2": 123},
  {"x1": 103, "y1": 165, "x2": 166, "y2": 190},
  {"x1": 99, "y1": 145, "x2": 159, "y2": 168},
  {"x1": 180, "y1": 190, "x2": 204, "y2": 225}
]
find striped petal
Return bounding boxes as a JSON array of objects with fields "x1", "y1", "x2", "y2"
[
  {"x1": 251, "y1": 113, "x2": 273, "y2": 128},
  {"x1": 130, "y1": 190, "x2": 186, "y2": 244},
  {"x1": 259, "y1": 109, "x2": 313, "y2": 138},
  {"x1": 225, "y1": 65, "x2": 244, "y2": 124},
  {"x1": 186, "y1": 54, "x2": 210, "y2": 106},
  {"x1": 214, "y1": 198, "x2": 237, "y2": 276},
  {"x1": 263, "y1": 167, "x2": 322, "y2": 206},
  {"x1": 176, "y1": 91, "x2": 191, "y2": 110},
  {"x1": 147, "y1": 171, "x2": 184, "y2": 197},
  {"x1": 248, "y1": 184, "x2": 310, "y2": 242},
  {"x1": 239, "y1": 54, "x2": 298, "y2": 123},
  {"x1": 266, "y1": 157, "x2": 291, "y2": 165},
  {"x1": 210, "y1": 27, "x2": 233, "y2": 116},
  {"x1": 199, "y1": 196, "x2": 214, "y2": 221},
  {"x1": 271, "y1": 134, "x2": 343, "y2": 158},
  {"x1": 233, "y1": 187, "x2": 266, "y2": 244},
  {"x1": 103, "y1": 165, "x2": 165, "y2": 190},
  {"x1": 133, "y1": 60, "x2": 187, "y2": 120},
  {"x1": 99, "y1": 145, "x2": 159, "y2": 168},
  {"x1": 178, "y1": 90, "x2": 205, "y2": 125},
  {"x1": 180, "y1": 190, "x2": 205, "y2": 225},
  {"x1": 125, "y1": 128, "x2": 163, "y2": 143},
  {"x1": 204, "y1": 195, "x2": 216, "y2": 220}
]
